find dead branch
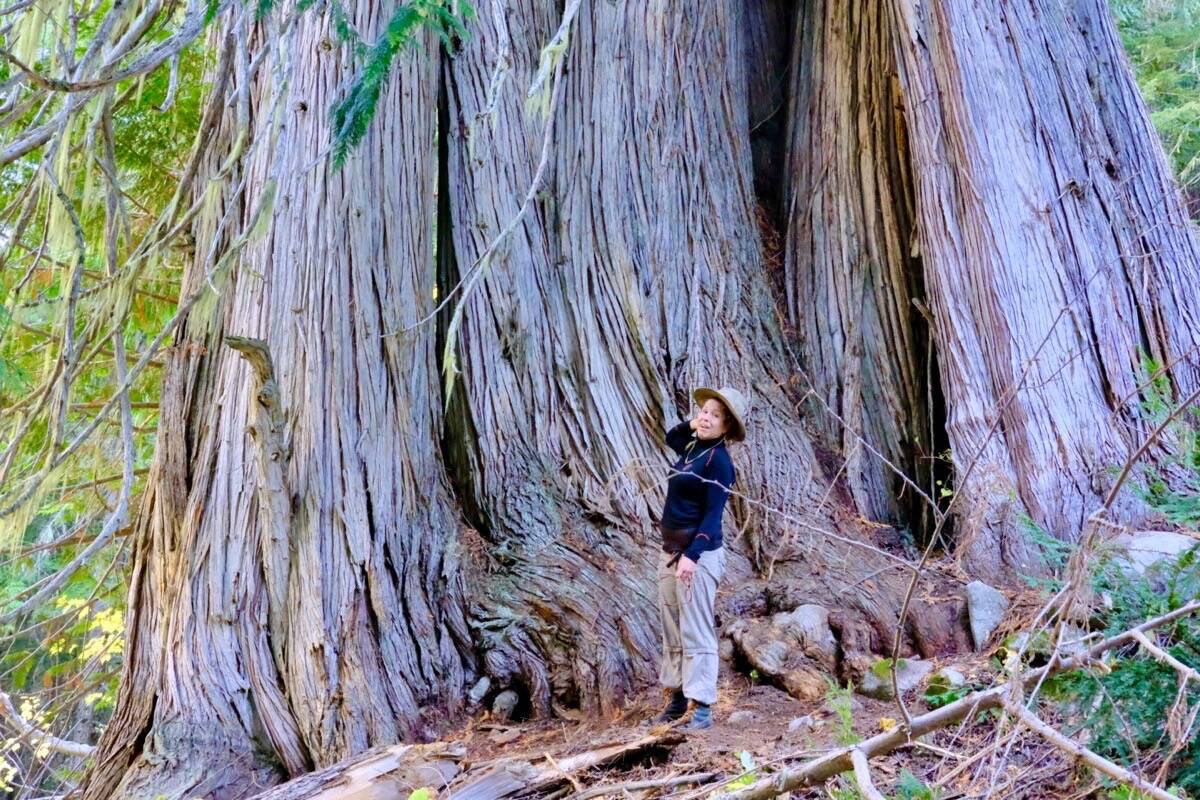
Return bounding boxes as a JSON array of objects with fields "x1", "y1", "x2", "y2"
[
  {"x1": 250, "y1": 732, "x2": 684, "y2": 800},
  {"x1": 566, "y1": 771, "x2": 717, "y2": 800},
  {"x1": 0, "y1": 691, "x2": 94, "y2": 758},
  {"x1": 1105, "y1": 383, "x2": 1200, "y2": 509},
  {"x1": 1002, "y1": 700, "x2": 1180, "y2": 800},
  {"x1": 451, "y1": 732, "x2": 685, "y2": 799},
  {"x1": 1132, "y1": 629, "x2": 1200, "y2": 685},
  {"x1": 849, "y1": 749, "x2": 886, "y2": 800}
]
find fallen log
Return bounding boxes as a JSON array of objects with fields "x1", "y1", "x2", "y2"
[
  {"x1": 249, "y1": 743, "x2": 465, "y2": 800},
  {"x1": 248, "y1": 730, "x2": 683, "y2": 800}
]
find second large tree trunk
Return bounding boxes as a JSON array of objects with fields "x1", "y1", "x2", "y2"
[
  {"x1": 439, "y1": 0, "x2": 916, "y2": 718},
  {"x1": 887, "y1": 0, "x2": 1200, "y2": 572}
]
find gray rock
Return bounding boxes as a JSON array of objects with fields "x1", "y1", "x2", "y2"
[
  {"x1": 931, "y1": 667, "x2": 966, "y2": 688},
  {"x1": 467, "y1": 676, "x2": 492, "y2": 706},
  {"x1": 727, "y1": 710, "x2": 757, "y2": 726},
  {"x1": 787, "y1": 715, "x2": 816, "y2": 733},
  {"x1": 492, "y1": 689, "x2": 519, "y2": 722},
  {"x1": 858, "y1": 658, "x2": 933, "y2": 700},
  {"x1": 719, "y1": 637, "x2": 735, "y2": 663},
  {"x1": 966, "y1": 581, "x2": 1009, "y2": 649},
  {"x1": 1114, "y1": 531, "x2": 1197, "y2": 575}
]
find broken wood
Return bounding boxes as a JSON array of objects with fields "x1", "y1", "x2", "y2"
[
  {"x1": 248, "y1": 731, "x2": 682, "y2": 800},
  {"x1": 248, "y1": 743, "x2": 464, "y2": 800},
  {"x1": 449, "y1": 732, "x2": 684, "y2": 799}
]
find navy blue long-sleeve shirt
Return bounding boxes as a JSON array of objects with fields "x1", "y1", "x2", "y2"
[{"x1": 661, "y1": 421, "x2": 736, "y2": 562}]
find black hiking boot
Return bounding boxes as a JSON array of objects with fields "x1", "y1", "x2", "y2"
[
  {"x1": 651, "y1": 689, "x2": 688, "y2": 723},
  {"x1": 683, "y1": 703, "x2": 713, "y2": 731}
]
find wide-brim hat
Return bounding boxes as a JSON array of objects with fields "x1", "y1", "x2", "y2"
[{"x1": 693, "y1": 386, "x2": 748, "y2": 442}]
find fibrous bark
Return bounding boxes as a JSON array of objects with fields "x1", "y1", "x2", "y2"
[
  {"x1": 79, "y1": 0, "x2": 1200, "y2": 797},
  {"x1": 780, "y1": 0, "x2": 1200, "y2": 572},
  {"x1": 81, "y1": 9, "x2": 473, "y2": 798},
  {"x1": 783, "y1": 0, "x2": 938, "y2": 531},
  {"x1": 886, "y1": 0, "x2": 1200, "y2": 573},
  {"x1": 440, "y1": 0, "x2": 914, "y2": 716}
]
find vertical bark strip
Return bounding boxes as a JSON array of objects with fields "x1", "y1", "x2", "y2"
[
  {"x1": 886, "y1": 0, "x2": 1200, "y2": 572},
  {"x1": 783, "y1": 0, "x2": 935, "y2": 530}
]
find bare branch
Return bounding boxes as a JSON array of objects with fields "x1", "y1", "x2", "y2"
[
  {"x1": 849, "y1": 749, "x2": 886, "y2": 800},
  {"x1": 1132, "y1": 629, "x2": 1200, "y2": 685},
  {"x1": 1105, "y1": 384, "x2": 1200, "y2": 509},
  {"x1": 0, "y1": 691, "x2": 94, "y2": 758}
]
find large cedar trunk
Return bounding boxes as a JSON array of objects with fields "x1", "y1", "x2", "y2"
[
  {"x1": 79, "y1": 12, "x2": 472, "y2": 799},
  {"x1": 82, "y1": 2, "x2": 914, "y2": 797},
  {"x1": 782, "y1": 0, "x2": 1200, "y2": 570},
  {"x1": 79, "y1": 0, "x2": 1200, "y2": 797},
  {"x1": 439, "y1": 0, "x2": 918, "y2": 718}
]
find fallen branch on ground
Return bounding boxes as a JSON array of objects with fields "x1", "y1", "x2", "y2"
[
  {"x1": 1001, "y1": 700, "x2": 1180, "y2": 800},
  {"x1": 566, "y1": 771, "x2": 717, "y2": 799},
  {"x1": 450, "y1": 732, "x2": 684, "y2": 799},
  {"x1": 248, "y1": 731, "x2": 684, "y2": 800},
  {"x1": 849, "y1": 748, "x2": 886, "y2": 800}
]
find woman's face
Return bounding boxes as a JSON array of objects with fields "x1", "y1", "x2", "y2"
[{"x1": 696, "y1": 399, "x2": 730, "y2": 441}]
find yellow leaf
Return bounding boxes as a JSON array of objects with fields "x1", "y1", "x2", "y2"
[{"x1": 878, "y1": 717, "x2": 897, "y2": 731}]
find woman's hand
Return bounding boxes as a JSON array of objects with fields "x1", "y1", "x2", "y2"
[{"x1": 675, "y1": 555, "x2": 697, "y2": 584}]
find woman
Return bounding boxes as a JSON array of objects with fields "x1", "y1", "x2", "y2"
[{"x1": 653, "y1": 386, "x2": 747, "y2": 730}]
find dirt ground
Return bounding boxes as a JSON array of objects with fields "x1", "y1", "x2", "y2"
[{"x1": 446, "y1": 653, "x2": 1081, "y2": 799}]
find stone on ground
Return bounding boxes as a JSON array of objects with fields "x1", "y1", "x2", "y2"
[
  {"x1": 858, "y1": 657, "x2": 933, "y2": 700},
  {"x1": 727, "y1": 604, "x2": 837, "y2": 701},
  {"x1": 965, "y1": 580, "x2": 1009, "y2": 650}
]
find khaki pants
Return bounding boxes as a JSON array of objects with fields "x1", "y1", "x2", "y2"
[{"x1": 657, "y1": 548, "x2": 725, "y2": 706}]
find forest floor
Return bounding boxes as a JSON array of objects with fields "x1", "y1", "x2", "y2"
[{"x1": 447, "y1": 652, "x2": 1079, "y2": 799}]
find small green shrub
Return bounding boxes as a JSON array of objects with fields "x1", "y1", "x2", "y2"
[
  {"x1": 923, "y1": 673, "x2": 971, "y2": 710},
  {"x1": 1053, "y1": 546, "x2": 1200, "y2": 793},
  {"x1": 825, "y1": 680, "x2": 860, "y2": 746}
]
